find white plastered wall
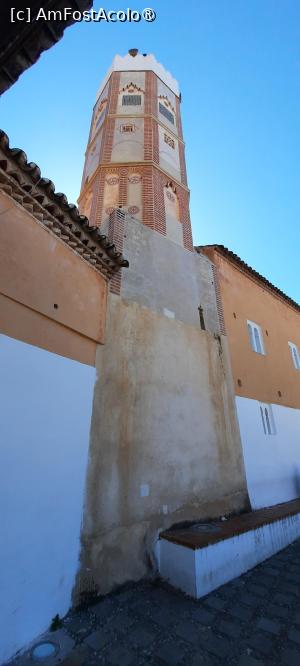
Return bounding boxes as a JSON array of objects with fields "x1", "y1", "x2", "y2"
[
  {"x1": 0, "y1": 334, "x2": 96, "y2": 664},
  {"x1": 111, "y1": 117, "x2": 144, "y2": 163},
  {"x1": 158, "y1": 125, "x2": 180, "y2": 181},
  {"x1": 236, "y1": 396, "x2": 300, "y2": 510}
]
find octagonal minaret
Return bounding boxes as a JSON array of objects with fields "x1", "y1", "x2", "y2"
[{"x1": 78, "y1": 49, "x2": 193, "y2": 252}]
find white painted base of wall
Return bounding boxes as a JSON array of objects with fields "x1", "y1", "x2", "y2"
[
  {"x1": 236, "y1": 397, "x2": 300, "y2": 510},
  {"x1": 0, "y1": 334, "x2": 96, "y2": 665},
  {"x1": 159, "y1": 513, "x2": 300, "y2": 598}
]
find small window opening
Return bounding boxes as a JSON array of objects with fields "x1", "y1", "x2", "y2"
[{"x1": 260, "y1": 403, "x2": 276, "y2": 435}]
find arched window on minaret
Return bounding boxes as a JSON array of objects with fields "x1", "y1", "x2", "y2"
[
  {"x1": 127, "y1": 173, "x2": 142, "y2": 220},
  {"x1": 164, "y1": 182, "x2": 183, "y2": 246}
]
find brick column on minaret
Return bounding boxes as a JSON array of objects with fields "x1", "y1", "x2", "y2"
[
  {"x1": 119, "y1": 167, "x2": 128, "y2": 207},
  {"x1": 91, "y1": 169, "x2": 106, "y2": 227},
  {"x1": 144, "y1": 73, "x2": 158, "y2": 163},
  {"x1": 177, "y1": 187, "x2": 193, "y2": 251},
  {"x1": 153, "y1": 119, "x2": 159, "y2": 165},
  {"x1": 144, "y1": 118, "x2": 153, "y2": 161},
  {"x1": 153, "y1": 169, "x2": 166, "y2": 236},
  {"x1": 142, "y1": 166, "x2": 154, "y2": 229},
  {"x1": 102, "y1": 117, "x2": 115, "y2": 163},
  {"x1": 178, "y1": 140, "x2": 188, "y2": 186},
  {"x1": 145, "y1": 71, "x2": 157, "y2": 116},
  {"x1": 102, "y1": 72, "x2": 120, "y2": 164},
  {"x1": 107, "y1": 208, "x2": 125, "y2": 294},
  {"x1": 108, "y1": 71, "x2": 120, "y2": 114},
  {"x1": 176, "y1": 96, "x2": 183, "y2": 141}
]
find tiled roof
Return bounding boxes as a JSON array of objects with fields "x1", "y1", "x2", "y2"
[
  {"x1": 0, "y1": 1, "x2": 92, "y2": 95},
  {"x1": 196, "y1": 244, "x2": 299, "y2": 313},
  {"x1": 0, "y1": 129, "x2": 128, "y2": 278}
]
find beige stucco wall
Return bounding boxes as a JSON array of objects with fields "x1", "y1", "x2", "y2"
[
  {"x1": 78, "y1": 295, "x2": 249, "y2": 595},
  {"x1": 204, "y1": 249, "x2": 300, "y2": 409},
  {"x1": 0, "y1": 191, "x2": 108, "y2": 365}
]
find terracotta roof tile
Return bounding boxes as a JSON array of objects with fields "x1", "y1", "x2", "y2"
[
  {"x1": 0, "y1": 129, "x2": 129, "y2": 278},
  {"x1": 197, "y1": 244, "x2": 299, "y2": 313},
  {"x1": 0, "y1": 1, "x2": 93, "y2": 95}
]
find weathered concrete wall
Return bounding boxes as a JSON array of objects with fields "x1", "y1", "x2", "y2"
[
  {"x1": 120, "y1": 216, "x2": 221, "y2": 334},
  {"x1": 78, "y1": 294, "x2": 248, "y2": 595}
]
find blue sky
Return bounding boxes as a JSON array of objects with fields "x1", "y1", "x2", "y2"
[{"x1": 1, "y1": 1, "x2": 299, "y2": 300}]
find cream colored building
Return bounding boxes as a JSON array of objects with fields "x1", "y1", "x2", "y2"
[{"x1": 0, "y1": 130, "x2": 126, "y2": 664}]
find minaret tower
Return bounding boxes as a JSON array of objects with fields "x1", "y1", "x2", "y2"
[
  {"x1": 77, "y1": 51, "x2": 247, "y2": 599},
  {"x1": 78, "y1": 49, "x2": 193, "y2": 261}
]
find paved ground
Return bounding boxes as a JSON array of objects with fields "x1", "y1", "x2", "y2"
[{"x1": 9, "y1": 539, "x2": 300, "y2": 665}]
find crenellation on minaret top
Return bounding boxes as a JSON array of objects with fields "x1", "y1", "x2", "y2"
[{"x1": 95, "y1": 49, "x2": 180, "y2": 101}]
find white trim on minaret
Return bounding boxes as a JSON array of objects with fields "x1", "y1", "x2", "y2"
[{"x1": 95, "y1": 51, "x2": 180, "y2": 101}]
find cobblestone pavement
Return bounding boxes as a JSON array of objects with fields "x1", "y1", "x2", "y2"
[{"x1": 9, "y1": 539, "x2": 300, "y2": 666}]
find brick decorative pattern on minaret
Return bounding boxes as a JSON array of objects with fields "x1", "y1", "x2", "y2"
[
  {"x1": 176, "y1": 96, "x2": 183, "y2": 141},
  {"x1": 145, "y1": 71, "x2": 157, "y2": 116},
  {"x1": 79, "y1": 65, "x2": 194, "y2": 270},
  {"x1": 144, "y1": 72, "x2": 158, "y2": 163},
  {"x1": 177, "y1": 187, "x2": 193, "y2": 251},
  {"x1": 101, "y1": 72, "x2": 120, "y2": 164},
  {"x1": 107, "y1": 208, "x2": 126, "y2": 294},
  {"x1": 178, "y1": 140, "x2": 188, "y2": 187},
  {"x1": 153, "y1": 169, "x2": 166, "y2": 236},
  {"x1": 109, "y1": 71, "x2": 120, "y2": 114},
  {"x1": 142, "y1": 166, "x2": 154, "y2": 229},
  {"x1": 153, "y1": 119, "x2": 159, "y2": 165},
  {"x1": 102, "y1": 117, "x2": 115, "y2": 163},
  {"x1": 91, "y1": 170, "x2": 106, "y2": 227},
  {"x1": 119, "y1": 167, "x2": 128, "y2": 207},
  {"x1": 144, "y1": 117, "x2": 153, "y2": 161}
]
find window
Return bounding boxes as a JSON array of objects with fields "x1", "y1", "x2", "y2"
[
  {"x1": 247, "y1": 320, "x2": 265, "y2": 355},
  {"x1": 159, "y1": 102, "x2": 174, "y2": 124},
  {"x1": 122, "y1": 94, "x2": 141, "y2": 106},
  {"x1": 288, "y1": 342, "x2": 300, "y2": 370},
  {"x1": 120, "y1": 124, "x2": 136, "y2": 133},
  {"x1": 259, "y1": 403, "x2": 276, "y2": 435}
]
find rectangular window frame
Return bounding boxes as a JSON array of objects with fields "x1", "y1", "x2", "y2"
[
  {"x1": 122, "y1": 94, "x2": 142, "y2": 106},
  {"x1": 247, "y1": 320, "x2": 265, "y2": 355},
  {"x1": 288, "y1": 341, "x2": 300, "y2": 370},
  {"x1": 159, "y1": 102, "x2": 175, "y2": 125},
  {"x1": 259, "y1": 402, "x2": 276, "y2": 435}
]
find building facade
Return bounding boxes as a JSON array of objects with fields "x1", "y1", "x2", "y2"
[
  {"x1": 200, "y1": 245, "x2": 300, "y2": 511},
  {"x1": 0, "y1": 130, "x2": 126, "y2": 664},
  {"x1": 76, "y1": 51, "x2": 249, "y2": 598}
]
